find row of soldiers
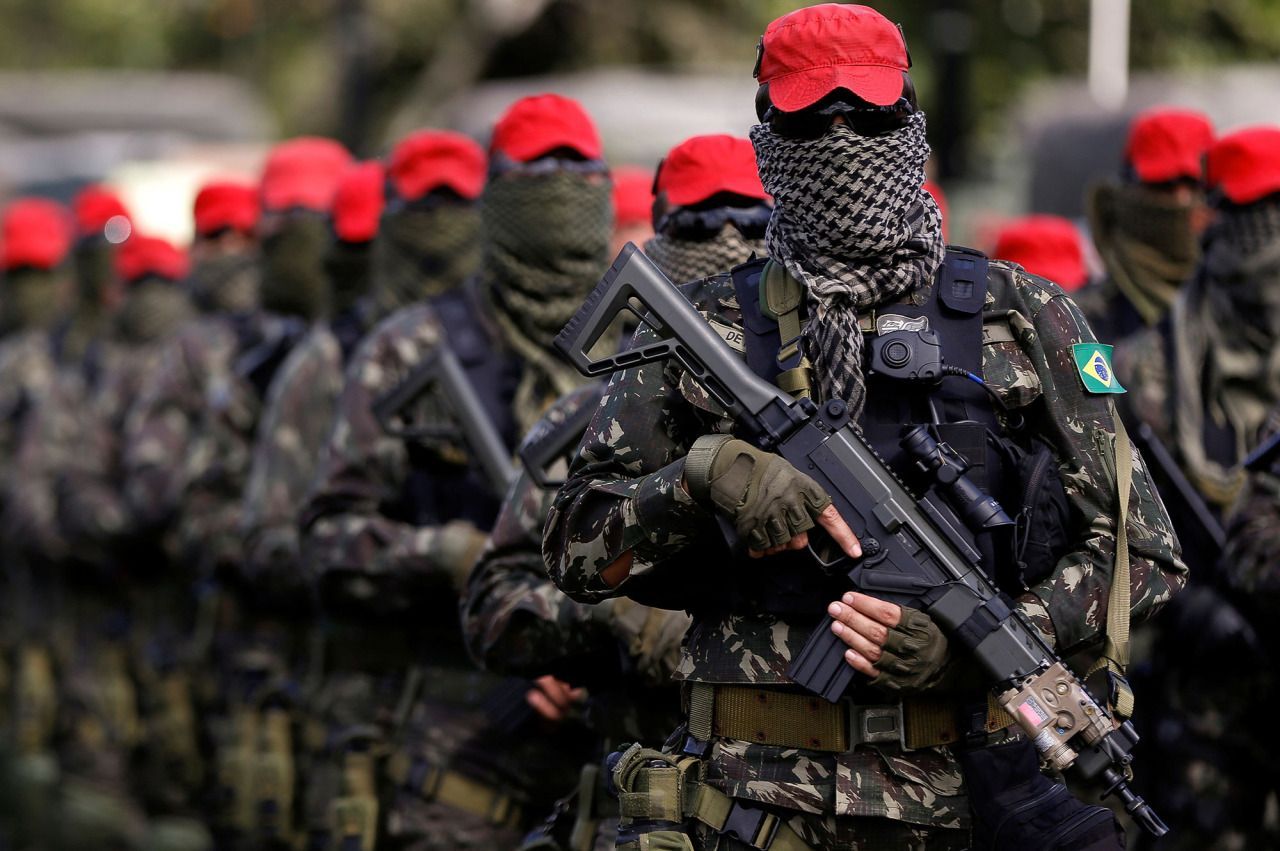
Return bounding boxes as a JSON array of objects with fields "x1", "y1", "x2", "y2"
[
  {"x1": 0, "y1": 3, "x2": 1278, "y2": 848},
  {"x1": 0, "y1": 90, "x2": 779, "y2": 851}
]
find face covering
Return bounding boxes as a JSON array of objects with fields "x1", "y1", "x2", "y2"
[
  {"x1": 369, "y1": 202, "x2": 481, "y2": 315},
  {"x1": 642, "y1": 223, "x2": 765, "y2": 284},
  {"x1": 113, "y1": 277, "x2": 195, "y2": 345},
  {"x1": 259, "y1": 213, "x2": 331, "y2": 321},
  {"x1": 0, "y1": 268, "x2": 67, "y2": 336},
  {"x1": 189, "y1": 244, "x2": 260, "y2": 315},
  {"x1": 750, "y1": 110, "x2": 944, "y2": 417}
]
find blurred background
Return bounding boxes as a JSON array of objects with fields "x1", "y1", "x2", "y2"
[{"x1": 2, "y1": 0, "x2": 1279, "y2": 248}]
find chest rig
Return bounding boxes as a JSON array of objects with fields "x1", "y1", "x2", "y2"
[
  {"x1": 728, "y1": 248, "x2": 1021, "y2": 607},
  {"x1": 392, "y1": 285, "x2": 522, "y2": 531}
]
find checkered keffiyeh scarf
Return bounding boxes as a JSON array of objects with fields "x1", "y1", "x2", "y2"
[
  {"x1": 642, "y1": 224, "x2": 765, "y2": 284},
  {"x1": 750, "y1": 111, "x2": 944, "y2": 416}
]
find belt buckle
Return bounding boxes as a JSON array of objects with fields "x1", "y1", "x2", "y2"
[
  {"x1": 846, "y1": 701, "x2": 910, "y2": 751},
  {"x1": 721, "y1": 800, "x2": 780, "y2": 849}
]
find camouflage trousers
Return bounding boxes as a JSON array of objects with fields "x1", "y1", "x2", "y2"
[{"x1": 693, "y1": 814, "x2": 969, "y2": 851}]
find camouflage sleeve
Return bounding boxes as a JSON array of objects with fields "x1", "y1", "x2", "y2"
[
  {"x1": 542, "y1": 338, "x2": 716, "y2": 604},
  {"x1": 543, "y1": 280, "x2": 734, "y2": 604},
  {"x1": 299, "y1": 305, "x2": 475, "y2": 601},
  {"x1": 1222, "y1": 407, "x2": 1280, "y2": 604},
  {"x1": 2, "y1": 375, "x2": 79, "y2": 562},
  {"x1": 121, "y1": 327, "x2": 211, "y2": 534},
  {"x1": 0, "y1": 336, "x2": 57, "y2": 505},
  {"x1": 1112, "y1": 326, "x2": 1172, "y2": 448},
  {"x1": 240, "y1": 329, "x2": 343, "y2": 587},
  {"x1": 1009, "y1": 274, "x2": 1186, "y2": 655}
]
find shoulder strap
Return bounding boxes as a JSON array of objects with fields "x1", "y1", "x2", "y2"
[
  {"x1": 1088, "y1": 412, "x2": 1135, "y2": 720},
  {"x1": 759, "y1": 260, "x2": 813, "y2": 399}
]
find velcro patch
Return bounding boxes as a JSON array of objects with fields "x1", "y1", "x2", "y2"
[{"x1": 1072, "y1": 343, "x2": 1125, "y2": 394}]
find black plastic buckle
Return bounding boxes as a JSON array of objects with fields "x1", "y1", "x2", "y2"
[{"x1": 721, "y1": 800, "x2": 780, "y2": 849}]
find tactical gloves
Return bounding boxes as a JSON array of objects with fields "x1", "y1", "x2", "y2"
[
  {"x1": 684, "y1": 435, "x2": 832, "y2": 551},
  {"x1": 869, "y1": 606, "x2": 951, "y2": 695}
]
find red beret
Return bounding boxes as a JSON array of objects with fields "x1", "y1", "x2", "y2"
[
  {"x1": 73, "y1": 185, "x2": 132, "y2": 241},
  {"x1": 612, "y1": 166, "x2": 655, "y2": 227},
  {"x1": 389, "y1": 130, "x2": 486, "y2": 202},
  {"x1": 115, "y1": 234, "x2": 190, "y2": 284},
  {"x1": 1, "y1": 198, "x2": 73, "y2": 272},
  {"x1": 1206, "y1": 126, "x2": 1280, "y2": 206},
  {"x1": 993, "y1": 215, "x2": 1088, "y2": 292},
  {"x1": 655, "y1": 135, "x2": 767, "y2": 209},
  {"x1": 756, "y1": 4, "x2": 909, "y2": 112},
  {"x1": 923, "y1": 180, "x2": 948, "y2": 240},
  {"x1": 331, "y1": 161, "x2": 386, "y2": 244},
  {"x1": 260, "y1": 137, "x2": 353, "y2": 213},
  {"x1": 489, "y1": 94, "x2": 603, "y2": 163},
  {"x1": 1124, "y1": 107, "x2": 1214, "y2": 184},
  {"x1": 193, "y1": 180, "x2": 260, "y2": 237}
]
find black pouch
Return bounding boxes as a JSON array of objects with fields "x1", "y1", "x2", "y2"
[
  {"x1": 1001, "y1": 436, "x2": 1074, "y2": 590},
  {"x1": 958, "y1": 736, "x2": 1123, "y2": 851}
]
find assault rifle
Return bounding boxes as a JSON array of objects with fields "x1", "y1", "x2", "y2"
[
  {"x1": 372, "y1": 344, "x2": 518, "y2": 496},
  {"x1": 553, "y1": 244, "x2": 1168, "y2": 838}
]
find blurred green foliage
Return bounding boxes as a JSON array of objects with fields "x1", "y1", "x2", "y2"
[{"x1": 2, "y1": 0, "x2": 1278, "y2": 163}]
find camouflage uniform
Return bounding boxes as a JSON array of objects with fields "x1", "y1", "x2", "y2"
[
  {"x1": 300, "y1": 294, "x2": 593, "y2": 851},
  {"x1": 543, "y1": 261, "x2": 1185, "y2": 846},
  {"x1": 461, "y1": 383, "x2": 690, "y2": 850}
]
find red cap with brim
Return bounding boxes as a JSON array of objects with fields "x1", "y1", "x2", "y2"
[
  {"x1": 194, "y1": 180, "x2": 260, "y2": 237},
  {"x1": 657, "y1": 135, "x2": 768, "y2": 209},
  {"x1": 993, "y1": 215, "x2": 1088, "y2": 291},
  {"x1": 332, "y1": 161, "x2": 386, "y2": 244},
  {"x1": 1124, "y1": 107, "x2": 1214, "y2": 184},
  {"x1": 489, "y1": 94, "x2": 603, "y2": 163},
  {"x1": 757, "y1": 4, "x2": 909, "y2": 112},
  {"x1": 260, "y1": 137, "x2": 353, "y2": 213},
  {"x1": 115, "y1": 235, "x2": 190, "y2": 284},
  {"x1": 1206, "y1": 126, "x2": 1280, "y2": 206},
  {"x1": 73, "y1": 185, "x2": 131, "y2": 239},
  {"x1": 612, "y1": 166, "x2": 655, "y2": 227},
  {"x1": 389, "y1": 130, "x2": 487, "y2": 202},
  {"x1": 2, "y1": 198, "x2": 73, "y2": 271}
]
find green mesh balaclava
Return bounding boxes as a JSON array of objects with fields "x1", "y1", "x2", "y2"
[
  {"x1": 189, "y1": 235, "x2": 260, "y2": 315},
  {"x1": 481, "y1": 169, "x2": 612, "y2": 424},
  {"x1": 0, "y1": 268, "x2": 69, "y2": 337},
  {"x1": 370, "y1": 199, "x2": 481, "y2": 316},
  {"x1": 325, "y1": 238, "x2": 373, "y2": 318},
  {"x1": 1088, "y1": 181, "x2": 1201, "y2": 325},
  {"x1": 113, "y1": 276, "x2": 195, "y2": 345},
  {"x1": 259, "y1": 211, "x2": 331, "y2": 320},
  {"x1": 58, "y1": 235, "x2": 119, "y2": 362}
]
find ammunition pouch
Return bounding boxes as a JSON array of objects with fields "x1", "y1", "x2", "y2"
[
  {"x1": 327, "y1": 746, "x2": 380, "y2": 851},
  {"x1": 254, "y1": 705, "x2": 296, "y2": 844},
  {"x1": 609, "y1": 744, "x2": 817, "y2": 851},
  {"x1": 14, "y1": 642, "x2": 58, "y2": 754}
]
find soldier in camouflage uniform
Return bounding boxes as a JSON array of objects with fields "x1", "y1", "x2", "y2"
[
  {"x1": 1114, "y1": 126, "x2": 1280, "y2": 850},
  {"x1": 460, "y1": 132, "x2": 772, "y2": 851},
  {"x1": 0, "y1": 197, "x2": 75, "y2": 849},
  {"x1": 235, "y1": 157, "x2": 383, "y2": 850},
  {"x1": 299, "y1": 96, "x2": 615, "y2": 849},
  {"x1": 56, "y1": 185, "x2": 134, "y2": 366},
  {"x1": 120, "y1": 139, "x2": 350, "y2": 850},
  {"x1": 544, "y1": 6, "x2": 1184, "y2": 850},
  {"x1": 1075, "y1": 108, "x2": 1214, "y2": 345}
]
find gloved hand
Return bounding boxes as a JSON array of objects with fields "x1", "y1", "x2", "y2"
[
  {"x1": 433, "y1": 519, "x2": 490, "y2": 588},
  {"x1": 684, "y1": 435, "x2": 831, "y2": 552},
  {"x1": 828, "y1": 594, "x2": 950, "y2": 695}
]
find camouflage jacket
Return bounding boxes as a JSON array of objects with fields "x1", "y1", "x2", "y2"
[
  {"x1": 240, "y1": 323, "x2": 345, "y2": 601},
  {"x1": 1223, "y1": 406, "x2": 1280, "y2": 608},
  {"x1": 123, "y1": 311, "x2": 304, "y2": 574},
  {"x1": 543, "y1": 259, "x2": 1185, "y2": 826},
  {"x1": 0, "y1": 331, "x2": 60, "y2": 507},
  {"x1": 461, "y1": 383, "x2": 689, "y2": 745}
]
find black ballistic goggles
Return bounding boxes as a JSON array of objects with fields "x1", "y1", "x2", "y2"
[
  {"x1": 764, "y1": 97, "x2": 916, "y2": 141},
  {"x1": 656, "y1": 203, "x2": 773, "y2": 240}
]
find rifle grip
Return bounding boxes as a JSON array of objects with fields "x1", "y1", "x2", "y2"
[{"x1": 787, "y1": 616, "x2": 857, "y2": 703}]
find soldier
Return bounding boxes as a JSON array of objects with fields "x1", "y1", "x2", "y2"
[
  {"x1": 460, "y1": 131, "x2": 771, "y2": 851},
  {"x1": 58, "y1": 185, "x2": 134, "y2": 365},
  {"x1": 119, "y1": 137, "x2": 351, "y2": 850},
  {"x1": 0, "y1": 196, "x2": 74, "y2": 850},
  {"x1": 991, "y1": 215, "x2": 1090, "y2": 293},
  {"x1": 1114, "y1": 125, "x2": 1280, "y2": 851},
  {"x1": 187, "y1": 180, "x2": 262, "y2": 317},
  {"x1": 1076, "y1": 107, "x2": 1214, "y2": 344},
  {"x1": 299, "y1": 94, "x2": 613, "y2": 850},
  {"x1": 543, "y1": 6, "x2": 1184, "y2": 850}
]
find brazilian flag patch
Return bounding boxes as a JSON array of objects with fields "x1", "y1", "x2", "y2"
[{"x1": 1072, "y1": 343, "x2": 1125, "y2": 394}]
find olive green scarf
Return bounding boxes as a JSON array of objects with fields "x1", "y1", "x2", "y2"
[
  {"x1": 113, "y1": 278, "x2": 195, "y2": 345},
  {"x1": 260, "y1": 215, "x2": 331, "y2": 320},
  {"x1": 0, "y1": 268, "x2": 67, "y2": 337},
  {"x1": 190, "y1": 249, "x2": 260, "y2": 315},
  {"x1": 481, "y1": 171, "x2": 613, "y2": 429},
  {"x1": 370, "y1": 204, "x2": 480, "y2": 317},
  {"x1": 1088, "y1": 182, "x2": 1200, "y2": 326}
]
